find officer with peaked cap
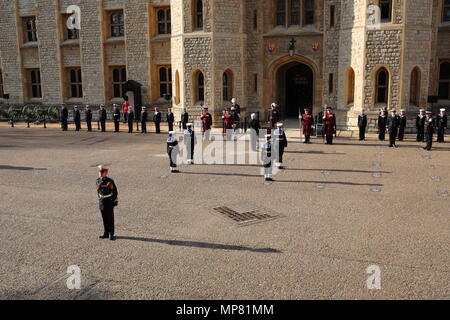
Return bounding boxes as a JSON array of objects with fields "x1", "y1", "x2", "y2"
[
  {"x1": 113, "y1": 104, "x2": 121, "y2": 133},
  {"x1": 181, "y1": 107, "x2": 189, "y2": 130},
  {"x1": 167, "y1": 131, "x2": 180, "y2": 173},
  {"x1": 398, "y1": 109, "x2": 407, "y2": 141},
  {"x1": 323, "y1": 107, "x2": 336, "y2": 144},
  {"x1": 74, "y1": 106, "x2": 81, "y2": 131},
  {"x1": 99, "y1": 104, "x2": 107, "y2": 132},
  {"x1": 268, "y1": 103, "x2": 280, "y2": 130},
  {"x1": 184, "y1": 123, "x2": 196, "y2": 164},
  {"x1": 423, "y1": 111, "x2": 435, "y2": 151},
  {"x1": 167, "y1": 108, "x2": 175, "y2": 132},
  {"x1": 273, "y1": 123, "x2": 288, "y2": 169},
  {"x1": 85, "y1": 105, "x2": 93, "y2": 132},
  {"x1": 436, "y1": 108, "x2": 447, "y2": 143},
  {"x1": 378, "y1": 109, "x2": 388, "y2": 141},
  {"x1": 416, "y1": 109, "x2": 426, "y2": 142},
  {"x1": 141, "y1": 106, "x2": 148, "y2": 134},
  {"x1": 261, "y1": 134, "x2": 274, "y2": 182},
  {"x1": 153, "y1": 107, "x2": 162, "y2": 134},
  {"x1": 127, "y1": 105, "x2": 135, "y2": 133},
  {"x1": 387, "y1": 109, "x2": 400, "y2": 147},
  {"x1": 96, "y1": 165, "x2": 118, "y2": 241}
]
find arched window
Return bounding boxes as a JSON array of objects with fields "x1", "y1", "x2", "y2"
[
  {"x1": 194, "y1": 0, "x2": 203, "y2": 30},
  {"x1": 175, "y1": 70, "x2": 181, "y2": 105},
  {"x1": 223, "y1": 70, "x2": 233, "y2": 101},
  {"x1": 159, "y1": 67, "x2": 172, "y2": 98},
  {"x1": 438, "y1": 62, "x2": 450, "y2": 100},
  {"x1": 375, "y1": 68, "x2": 389, "y2": 104},
  {"x1": 194, "y1": 71, "x2": 204, "y2": 102},
  {"x1": 346, "y1": 67, "x2": 355, "y2": 105},
  {"x1": 409, "y1": 67, "x2": 421, "y2": 106}
]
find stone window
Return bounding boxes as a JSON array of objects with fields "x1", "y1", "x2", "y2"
[
  {"x1": 438, "y1": 62, "x2": 450, "y2": 100},
  {"x1": 253, "y1": 10, "x2": 258, "y2": 30},
  {"x1": 328, "y1": 73, "x2": 334, "y2": 94},
  {"x1": 223, "y1": 70, "x2": 233, "y2": 101},
  {"x1": 0, "y1": 69, "x2": 4, "y2": 98},
  {"x1": 28, "y1": 69, "x2": 42, "y2": 99},
  {"x1": 379, "y1": 0, "x2": 392, "y2": 22},
  {"x1": 194, "y1": 71, "x2": 205, "y2": 103},
  {"x1": 275, "y1": 0, "x2": 315, "y2": 27},
  {"x1": 375, "y1": 68, "x2": 389, "y2": 104},
  {"x1": 346, "y1": 67, "x2": 355, "y2": 105},
  {"x1": 109, "y1": 10, "x2": 125, "y2": 38},
  {"x1": 111, "y1": 67, "x2": 127, "y2": 98},
  {"x1": 443, "y1": 0, "x2": 450, "y2": 22},
  {"x1": 62, "y1": 14, "x2": 79, "y2": 40},
  {"x1": 329, "y1": 5, "x2": 335, "y2": 28},
  {"x1": 409, "y1": 67, "x2": 421, "y2": 106},
  {"x1": 175, "y1": 70, "x2": 181, "y2": 105},
  {"x1": 68, "y1": 68, "x2": 83, "y2": 99},
  {"x1": 157, "y1": 8, "x2": 171, "y2": 35},
  {"x1": 23, "y1": 17, "x2": 37, "y2": 43},
  {"x1": 159, "y1": 66, "x2": 172, "y2": 98},
  {"x1": 194, "y1": 0, "x2": 203, "y2": 30}
]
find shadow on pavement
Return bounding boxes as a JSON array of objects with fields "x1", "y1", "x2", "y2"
[
  {"x1": 115, "y1": 236, "x2": 282, "y2": 253},
  {"x1": 0, "y1": 165, "x2": 47, "y2": 171},
  {"x1": 285, "y1": 168, "x2": 391, "y2": 174}
]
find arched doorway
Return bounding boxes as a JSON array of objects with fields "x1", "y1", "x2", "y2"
[{"x1": 276, "y1": 62, "x2": 314, "y2": 118}]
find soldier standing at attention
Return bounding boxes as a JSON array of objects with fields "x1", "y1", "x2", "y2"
[
  {"x1": 261, "y1": 134, "x2": 273, "y2": 182},
  {"x1": 424, "y1": 111, "x2": 435, "y2": 151},
  {"x1": 181, "y1": 107, "x2": 189, "y2": 130},
  {"x1": 96, "y1": 165, "x2": 118, "y2": 241},
  {"x1": 387, "y1": 109, "x2": 400, "y2": 148},
  {"x1": 231, "y1": 98, "x2": 241, "y2": 115},
  {"x1": 436, "y1": 108, "x2": 447, "y2": 143},
  {"x1": 248, "y1": 113, "x2": 260, "y2": 151},
  {"x1": 113, "y1": 104, "x2": 121, "y2": 133},
  {"x1": 85, "y1": 105, "x2": 93, "y2": 132},
  {"x1": 398, "y1": 109, "x2": 407, "y2": 141},
  {"x1": 61, "y1": 104, "x2": 68, "y2": 131},
  {"x1": 268, "y1": 103, "x2": 280, "y2": 130},
  {"x1": 323, "y1": 107, "x2": 336, "y2": 145},
  {"x1": 223, "y1": 109, "x2": 233, "y2": 141},
  {"x1": 167, "y1": 131, "x2": 180, "y2": 173},
  {"x1": 74, "y1": 106, "x2": 81, "y2": 131},
  {"x1": 378, "y1": 109, "x2": 388, "y2": 141},
  {"x1": 201, "y1": 107, "x2": 213, "y2": 140},
  {"x1": 357, "y1": 109, "x2": 368, "y2": 141},
  {"x1": 273, "y1": 123, "x2": 288, "y2": 169},
  {"x1": 153, "y1": 107, "x2": 162, "y2": 134},
  {"x1": 122, "y1": 97, "x2": 130, "y2": 123},
  {"x1": 128, "y1": 106, "x2": 135, "y2": 133},
  {"x1": 141, "y1": 106, "x2": 148, "y2": 134},
  {"x1": 99, "y1": 104, "x2": 107, "y2": 132},
  {"x1": 416, "y1": 109, "x2": 426, "y2": 142},
  {"x1": 167, "y1": 108, "x2": 175, "y2": 132},
  {"x1": 301, "y1": 108, "x2": 314, "y2": 144},
  {"x1": 184, "y1": 123, "x2": 196, "y2": 164}
]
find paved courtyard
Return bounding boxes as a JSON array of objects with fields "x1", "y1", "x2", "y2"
[{"x1": 0, "y1": 124, "x2": 449, "y2": 300}]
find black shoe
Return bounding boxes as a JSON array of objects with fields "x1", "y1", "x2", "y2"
[
  {"x1": 110, "y1": 235, "x2": 116, "y2": 241},
  {"x1": 99, "y1": 234, "x2": 109, "y2": 239}
]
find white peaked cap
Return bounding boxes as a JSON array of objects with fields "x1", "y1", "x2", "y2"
[
  {"x1": 186, "y1": 123, "x2": 193, "y2": 126},
  {"x1": 168, "y1": 131, "x2": 175, "y2": 135},
  {"x1": 98, "y1": 165, "x2": 109, "y2": 171},
  {"x1": 276, "y1": 123, "x2": 283, "y2": 127},
  {"x1": 265, "y1": 134, "x2": 271, "y2": 138},
  {"x1": 440, "y1": 108, "x2": 446, "y2": 112},
  {"x1": 419, "y1": 109, "x2": 425, "y2": 112},
  {"x1": 271, "y1": 103, "x2": 277, "y2": 107}
]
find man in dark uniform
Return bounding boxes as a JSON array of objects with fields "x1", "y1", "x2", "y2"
[
  {"x1": 167, "y1": 131, "x2": 179, "y2": 173},
  {"x1": 61, "y1": 104, "x2": 68, "y2": 131},
  {"x1": 231, "y1": 98, "x2": 241, "y2": 115},
  {"x1": 398, "y1": 109, "x2": 407, "y2": 141},
  {"x1": 231, "y1": 107, "x2": 241, "y2": 133},
  {"x1": 99, "y1": 105, "x2": 107, "y2": 132},
  {"x1": 96, "y1": 165, "x2": 118, "y2": 241},
  {"x1": 167, "y1": 108, "x2": 175, "y2": 132},
  {"x1": 74, "y1": 106, "x2": 81, "y2": 131},
  {"x1": 184, "y1": 123, "x2": 196, "y2": 164},
  {"x1": 223, "y1": 109, "x2": 233, "y2": 141},
  {"x1": 416, "y1": 109, "x2": 426, "y2": 142},
  {"x1": 273, "y1": 123, "x2": 288, "y2": 169},
  {"x1": 378, "y1": 109, "x2": 388, "y2": 141},
  {"x1": 113, "y1": 104, "x2": 121, "y2": 133},
  {"x1": 387, "y1": 109, "x2": 400, "y2": 148},
  {"x1": 268, "y1": 103, "x2": 280, "y2": 130},
  {"x1": 128, "y1": 106, "x2": 135, "y2": 133},
  {"x1": 301, "y1": 108, "x2": 314, "y2": 144},
  {"x1": 358, "y1": 109, "x2": 368, "y2": 141},
  {"x1": 153, "y1": 107, "x2": 162, "y2": 134},
  {"x1": 181, "y1": 107, "x2": 189, "y2": 130},
  {"x1": 436, "y1": 108, "x2": 447, "y2": 143},
  {"x1": 85, "y1": 105, "x2": 93, "y2": 132},
  {"x1": 201, "y1": 107, "x2": 213, "y2": 140},
  {"x1": 141, "y1": 106, "x2": 148, "y2": 134},
  {"x1": 424, "y1": 111, "x2": 435, "y2": 151},
  {"x1": 261, "y1": 134, "x2": 273, "y2": 182},
  {"x1": 323, "y1": 107, "x2": 336, "y2": 145},
  {"x1": 248, "y1": 113, "x2": 260, "y2": 151}
]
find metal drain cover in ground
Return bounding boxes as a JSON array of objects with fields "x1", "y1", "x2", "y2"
[
  {"x1": 437, "y1": 190, "x2": 448, "y2": 197},
  {"x1": 212, "y1": 202, "x2": 283, "y2": 226}
]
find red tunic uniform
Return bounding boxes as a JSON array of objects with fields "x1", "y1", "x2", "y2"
[
  {"x1": 302, "y1": 114, "x2": 315, "y2": 135},
  {"x1": 223, "y1": 114, "x2": 233, "y2": 129},
  {"x1": 323, "y1": 113, "x2": 336, "y2": 136},
  {"x1": 201, "y1": 113, "x2": 213, "y2": 133},
  {"x1": 122, "y1": 101, "x2": 130, "y2": 114}
]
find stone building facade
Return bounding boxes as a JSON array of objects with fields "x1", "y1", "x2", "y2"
[{"x1": 0, "y1": 0, "x2": 449, "y2": 129}]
